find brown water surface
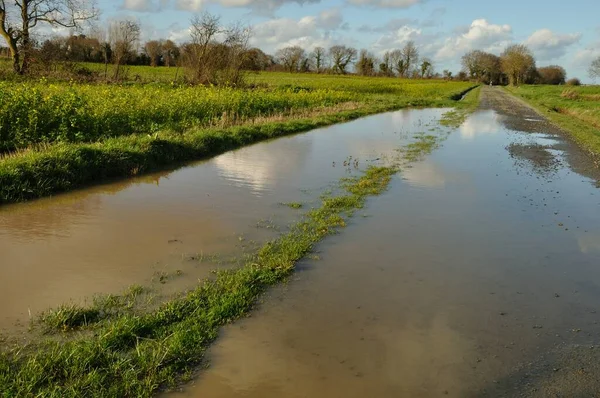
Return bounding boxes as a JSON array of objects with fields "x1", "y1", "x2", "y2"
[
  {"x1": 0, "y1": 109, "x2": 441, "y2": 330},
  {"x1": 169, "y1": 92, "x2": 600, "y2": 397}
]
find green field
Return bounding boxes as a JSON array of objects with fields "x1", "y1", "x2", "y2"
[
  {"x1": 0, "y1": 68, "x2": 475, "y2": 204},
  {"x1": 505, "y1": 85, "x2": 600, "y2": 158}
]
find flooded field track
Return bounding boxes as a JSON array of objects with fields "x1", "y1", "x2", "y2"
[
  {"x1": 2, "y1": 86, "x2": 600, "y2": 396},
  {"x1": 0, "y1": 106, "x2": 451, "y2": 396}
]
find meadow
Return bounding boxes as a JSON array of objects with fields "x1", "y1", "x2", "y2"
[
  {"x1": 0, "y1": 65, "x2": 475, "y2": 204},
  {"x1": 505, "y1": 85, "x2": 600, "y2": 158}
]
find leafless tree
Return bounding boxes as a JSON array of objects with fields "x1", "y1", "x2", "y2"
[
  {"x1": 501, "y1": 44, "x2": 536, "y2": 86},
  {"x1": 183, "y1": 12, "x2": 250, "y2": 86},
  {"x1": 0, "y1": 0, "x2": 97, "y2": 74},
  {"x1": 356, "y1": 49, "x2": 375, "y2": 76},
  {"x1": 109, "y1": 19, "x2": 140, "y2": 80},
  {"x1": 276, "y1": 45, "x2": 305, "y2": 73},
  {"x1": 328, "y1": 45, "x2": 356, "y2": 74},
  {"x1": 420, "y1": 58, "x2": 433, "y2": 78},
  {"x1": 400, "y1": 41, "x2": 418, "y2": 77},
  {"x1": 312, "y1": 46, "x2": 325, "y2": 73},
  {"x1": 461, "y1": 50, "x2": 502, "y2": 84},
  {"x1": 537, "y1": 65, "x2": 566, "y2": 85},
  {"x1": 162, "y1": 39, "x2": 179, "y2": 67},
  {"x1": 590, "y1": 56, "x2": 600, "y2": 80},
  {"x1": 144, "y1": 40, "x2": 163, "y2": 67}
]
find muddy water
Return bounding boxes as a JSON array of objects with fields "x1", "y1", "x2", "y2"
[
  {"x1": 170, "y1": 106, "x2": 600, "y2": 397},
  {"x1": 0, "y1": 109, "x2": 445, "y2": 330}
]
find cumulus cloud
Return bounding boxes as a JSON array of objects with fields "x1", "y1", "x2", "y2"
[
  {"x1": 175, "y1": 0, "x2": 204, "y2": 10},
  {"x1": 572, "y1": 41, "x2": 600, "y2": 78},
  {"x1": 524, "y1": 29, "x2": 581, "y2": 61},
  {"x1": 122, "y1": 0, "x2": 154, "y2": 10},
  {"x1": 436, "y1": 19, "x2": 512, "y2": 60},
  {"x1": 346, "y1": 0, "x2": 421, "y2": 8},
  {"x1": 249, "y1": 9, "x2": 346, "y2": 53},
  {"x1": 357, "y1": 18, "x2": 418, "y2": 33},
  {"x1": 123, "y1": 0, "x2": 319, "y2": 13}
]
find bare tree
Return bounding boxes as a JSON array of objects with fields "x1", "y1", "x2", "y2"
[
  {"x1": 590, "y1": 56, "x2": 600, "y2": 80},
  {"x1": 0, "y1": 0, "x2": 97, "y2": 74},
  {"x1": 276, "y1": 46, "x2": 305, "y2": 73},
  {"x1": 379, "y1": 51, "x2": 393, "y2": 76},
  {"x1": 537, "y1": 65, "x2": 566, "y2": 85},
  {"x1": 162, "y1": 40, "x2": 179, "y2": 67},
  {"x1": 401, "y1": 41, "x2": 419, "y2": 78},
  {"x1": 109, "y1": 19, "x2": 140, "y2": 80},
  {"x1": 356, "y1": 49, "x2": 375, "y2": 76},
  {"x1": 144, "y1": 40, "x2": 163, "y2": 67},
  {"x1": 420, "y1": 58, "x2": 433, "y2": 78},
  {"x1": 312, "y1": 46, "x2": 325, "y2": 73},
  {"x1": 183, "y1": 12, "x2": 250, "y2": 86},
  {"x1": 328, "y1": 45, "x2": 356, "y2": 74},
  {"x1": 442, "y1": 70, "x2": 452, "y2": 80},
  {"x1": 461, "y1": 50, "x2": 502, "y2": 84},
  {"x1": 501, "y1": 44, "x2": 536, "y2": 86}
]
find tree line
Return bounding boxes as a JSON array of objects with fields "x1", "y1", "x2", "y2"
[
  {"x1": 461, "y1": 44, "x2": 588, "y2": 86},
  {"x1": 1, "y1": 0, "x2": 599, "y2": 84}
]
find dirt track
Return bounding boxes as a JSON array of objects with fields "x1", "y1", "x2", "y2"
[
  {"x1": 475, "y1": 87, "x2": 600, "y2": 398},
  {"x1": 480, "y1": 86, "x2": 600, "y2": 185}
]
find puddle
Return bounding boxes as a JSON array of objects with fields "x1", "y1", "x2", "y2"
[
  {"x1": 168, "y1": 109, "x2": 600, "y2": 397},
  {"x1": 0, "y1": 108, "x2": 447, "y2": 330}
]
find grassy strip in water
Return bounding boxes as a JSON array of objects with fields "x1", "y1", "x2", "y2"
[
  {"x1": 0, "y1": 87, "x2": 475, "y2": 205},
  {"x1": 440, "y1": 85, "x2": 481, "y2": 128},
  {"x1": 0, "y1": 135, "x2": 442, "y2": 397},
  {"x1": 504, "y1": 85, "x2": 600, "y2": 161}
]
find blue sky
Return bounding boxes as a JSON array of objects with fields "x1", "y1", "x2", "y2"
[{"x1": 91, "y1": 0, "x2": 599, "y2": 80}]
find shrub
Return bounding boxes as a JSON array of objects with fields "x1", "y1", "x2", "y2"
[{"x1": 566, "y1": 78, "x2": 581, "y2": 86}]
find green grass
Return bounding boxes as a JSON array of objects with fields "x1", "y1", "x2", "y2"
[
  {"x1": 280, "y1": 202, "x2": 303, "y2": 209},
  {"x1": 0, "y1": 131, "x2": 445, "y2": 397},
  {"x1": 0, "y1": 74, "x2": 475, "y2": 204},
  {"x1": 440, "y1": 86, "x2": 481, "y2": 127},
  {"x1": 505, "y1": 85, "x2": 600, "y2": 158}
]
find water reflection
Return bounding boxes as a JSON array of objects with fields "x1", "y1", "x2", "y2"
[
  {"x1": 578, "y1": 234, "x2": 600, "y2": 254},
  {"x1": 459, "y1": 110, "x2": 501, "y2": 139},
  {"x1": 0, "y1": 108, "x2": 448, "y2": 329},
  {"x1": 402, "y1": 161, "x2": 466, "y2": 189},
  {"x1": 213, "y1": 138, "x2": 313, "y2": 196}
]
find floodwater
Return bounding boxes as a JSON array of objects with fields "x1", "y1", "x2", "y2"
[
  {"x1": 0, "y1": 108, "x2": 444, "y2": 330},
  {"x1": 4, "y1": 89, "x2": 600, "y2": 396},
  {"x1": 169, "y1": 91, "x2": 600, "y2": 397}
]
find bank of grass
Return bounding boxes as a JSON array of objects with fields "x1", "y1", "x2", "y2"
[
  {"x1": 440, "y1": 85, "x2": 481, "y2": 127},
  {"x1": 505, "y1": 85, "x2": 600, "y2": 159},
  {"x1": 0, "y1": 78, "x2": 475, "y2": 204},
  {"x1": 0, "y1": 132, "x2": 445, "y2": 397}
]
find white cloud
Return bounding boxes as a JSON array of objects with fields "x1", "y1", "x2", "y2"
[
  {"x1": 372, "y1": 26, "x2": 423, "y2": 51},
  {"x1": 524, "y1": 29, "x2": 581, "y2": 61},
  {"x1": 123, "y1": 0, "x2": 319, "y2": 13},
  {"x1": 250, "y1": 9, "x2": 345, "y2": 52},
  {"x1": 122, "y1": 0, "x2": 154, "y2": 10},
  {"x1": 318, "y1": 8, "x2": 343, "y2": 30},
  {"x1": 347, "y1": 0, "x2": 421, "y2": 8},
  {"x1": 436, "y1": 19, "x2": 512, "y2": 60},
  {"x1": 175, "y1": 0, "x2": 204, "y2": 10},
  {"x1": 357, "y1": 18, "x2": 418, "y2": 33}
]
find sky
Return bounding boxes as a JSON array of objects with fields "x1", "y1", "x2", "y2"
[{"x1": 71, "y1": 0, "x2": 600, "y2": 80}]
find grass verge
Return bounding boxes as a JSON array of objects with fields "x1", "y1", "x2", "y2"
[
  {"x1": 505, "y1": 85, "x2": 600, "y2": 161},
  {"x1": 0, "y1": 133, "x2": 444, "y2": 397},
  {"x1": 0, "y1": 84, "x2": 476, "y2": 205},
  {"x1": 440, "y1": 85, "x2": 481, "y2": 128}
]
